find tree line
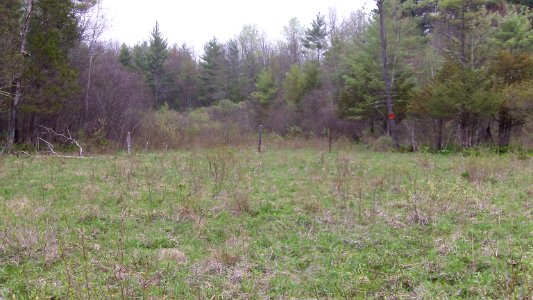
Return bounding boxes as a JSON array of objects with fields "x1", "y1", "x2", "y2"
[{"x1": 1, "y1": 0, "x2": 532, "y2": 152}]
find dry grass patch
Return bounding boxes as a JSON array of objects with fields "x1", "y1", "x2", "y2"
[{"x1": 157, "y1": 248, "x2": 187, "y2": 264}]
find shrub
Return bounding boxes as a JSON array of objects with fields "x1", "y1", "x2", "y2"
[{"x1": 370, "y1": 135, "x2": 395, "y2": 152}]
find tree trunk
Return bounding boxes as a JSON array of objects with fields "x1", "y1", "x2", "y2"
[
  {"x1": 457, "y1": 113, "x2": 471, "y2": 148},
  {"x1": 85, "y1": 49, "x2": 94, "y2": 120},
  {"x1": 6, "y1": 0, "x2": 34, "y2": 149},
  {"x1": 435, "y1": 119, "x2": 443, "y2": 150},
  {"x1": 404, "y1": 120, "x2": 417, "y2": 152},
  {"x1": 498, "y1": 109, "x2": 512, "y2": 148},
  {"x1": 460, "y1": 6, "x2": 467, "y2": 65},
  {"x1": 377, "y1": 0, "x2": 400, "y2": 148}
]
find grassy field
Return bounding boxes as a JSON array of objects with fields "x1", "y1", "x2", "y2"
[{"x1": 0, "y1": 146, "x2": 532, "y2": 299}]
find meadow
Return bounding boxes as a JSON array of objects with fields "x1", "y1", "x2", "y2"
[{"x1": 0, "y1": 145, "x2": 531, "y2": 299}]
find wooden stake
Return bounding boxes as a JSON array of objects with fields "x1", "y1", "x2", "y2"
[
  {"x1": 258, "y1": 125, "x2": 263, "y2": 153},
  {"x1": 328, "y1": 127, "x2": 332, "y2": 153},
  {"x1": 127, "y1": 132, "x2": 132, "y2": 155}
]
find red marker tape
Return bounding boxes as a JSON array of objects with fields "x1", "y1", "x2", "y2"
[{"x1": 388, "y1": 113, "x2": 396, "y2": 120}]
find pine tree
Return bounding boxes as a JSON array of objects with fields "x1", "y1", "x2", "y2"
[
  {"x1": 24, "y1": 0, "x2": 79, "y2": 113},
  {"x1": 338, "y1": 8, "x2": 414, "y2": 138},
  {"x1": 283, "y1": 64, "x2": 305, "y2": 107},
  {"x1": 5, "y1": 0, "x2": 79, "y2": 146},
  {"x1": 199, "y1": 37, "x2": 226, "y2": 106},
  {"x1": 302, "y1": 13, "x2": 328, "y2": 63},
  {"x1": 132, "y1": 42, "x2": 148, "y2": 71},
  {"x1": 0, "y1": 0, "x2": 24, "y2": 148},
  {"x1": 118, "y1": 43, "x2": 132, "y2": 67},
  {"x1": 253, "y1": 69, "x2": 277, "y2": 104},
  {"x1": 146, "y1": 21, "x2": 169, "y2": 108},
  {"x1": 252, "y1": 68, "x2": 277, "y2": 120}
]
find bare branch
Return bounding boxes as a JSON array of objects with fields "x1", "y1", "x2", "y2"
[
  {"x1": 0, "y1": 90, "x2": 13, "y2": 99},
  {"x1": 39, "y1": 126, "x2": 84, "y2": 157},
  {"x1": 37, "y1": 137, "x2": 57, "y2": 155}
]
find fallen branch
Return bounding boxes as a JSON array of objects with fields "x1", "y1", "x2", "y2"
[
  {"x1": 37, "y1": 137, "x2": 57, "y2": 155},
  {"x1": 39, "y1": 125, "x2": 83, "y2": 157},
  {"x1": 13, "y1": 150, "x2": 31, "y2": 158}
]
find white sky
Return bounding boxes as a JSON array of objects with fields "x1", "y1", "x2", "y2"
[{"x1": 101, "y1": 0, "x2": 370, "y2": 53}]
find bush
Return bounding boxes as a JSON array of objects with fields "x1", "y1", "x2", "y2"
[
  {"x1": 136, "y1": 101, "x2": 257, "y2": 150},
  {"x1": 370, "y1": 135, "x2": 395, "y2": 152}
]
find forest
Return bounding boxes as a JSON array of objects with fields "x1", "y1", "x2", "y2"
[
  {"x1": 1, "y1": 1, "x2": 533, "y2": 298},
  {"x1": 1, "y1": 0, "x2": 533, "y2": 153}
]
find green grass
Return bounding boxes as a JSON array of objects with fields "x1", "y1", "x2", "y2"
[{"x1": 0, "y1": 147, "x2": 532, "y2": 299}]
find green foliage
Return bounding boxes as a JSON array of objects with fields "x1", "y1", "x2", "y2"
[
  {"x1": 22, "y1": 0, "x2": 80, "y2": 115},
  {"x1": 302, "y1": 13, "x2": 328, "y2": 62},
  {"x1": 410, "y1": 60, "x2": 500, "y2": 120},
  {"x1": 435, "y1": 0, "x2": 495, "y2": 67},
  {"x1": 507, "y1": 0, "x2": 533, "y2": 8},
  {"x1": 339, "y1": 42, "x2": 383, "y2": 121},
  {"x1": 199, "y1": 38, "x2": 226, "y2": 106},
  {"x1": 283, "y1": 64, "x2": 304, "y2": 106},
  {"x1": 490, "y1": 50, "x2": 533, "y2": 85},
  {"x1": 146, "y1": 21, "x2": 170, "y2": 108},
  {"x1": 118, "y1": 43, "x2": 132, "y2": 67},
  {"x1": 282, "y1": 62, "x2": 321, "y2": 108},
  {"x1": 252, "y1": 69, "x2": 277, "y2": 107},
  {"x1": 252, "y1": 69, "x2": 278, "y2": 122},
  {"x1": 132, "y1": 42, "x2": 149, "y2": 70},
  {"x1": 400, "y1": 0, "x2": 439, "y2": 33},
  {"x1": 0, "y1": 0, "x2": 22, "y2": 85},
  {"x1": 301, "y1": 62, "x2": 321, "y2": 92},
  {"x1": 224, "y1": 39, "x2": 244, "y2": 102},
  {"x1": 501, "y1": 80, "x2": 533, "y2": 120},
  {"x1": 491, "y1": 7, "x2": 533, "y2": 53},
  {"x1": 338, "y1": 14, "x2": 415, "y2": 124}
]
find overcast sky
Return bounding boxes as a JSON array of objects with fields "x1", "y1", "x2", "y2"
[{"x1": 101, "y1": 0, "x2": 370, "y2": 53}]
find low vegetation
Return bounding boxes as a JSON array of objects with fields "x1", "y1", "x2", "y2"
[{"x1": 1, "y1": 146, "x2": 531, "y2": 298}]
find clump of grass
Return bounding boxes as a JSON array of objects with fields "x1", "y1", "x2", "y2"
[
  {"x1": 206, "y1": 147, "x2": 236, "y2": 196},
  {"x1": 458, "y1": 157, "x2": 518, "y2": 184},
  {"x1": 226, "y1": 189, "x2": 251, "y2": 215},
  {"x1": 369, "y1": 135, "x2": 395, "y2": 152},
  {"x1": 333, "y1": 155, "x2": 351, "y2": 200}
]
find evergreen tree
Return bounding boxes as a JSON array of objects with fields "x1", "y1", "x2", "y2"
[
  {"x1": 338, "y1": 12, "x2": 414, "y2": 135},
  {"x1": 283, "y1": 64, "x2": 305, "y2": 107},
  {"x1": 252, "y1": 68, "x2": 277, "y2": 122},
  {"x1": 0, "y1": 0, "x2": 22, "y2": 87},
  {"x1": 0, "y1": 0, "x2": 23, "y2": 148},
  {"x1": 23, "y1": 0, "x2": 79, "y2": 124},
  {"x1": 199, "y1": 38, "x2": 226, "y2": 106},
  {"x1": 302, "y1": 13, "x2": 328, "y2": 63},
  {"x1": 409, "y1": 60, "x2": 500, "y2": 148},
  {"x1": 132, "y1": 42, "x2": 148, "y2": 71},
  {"x1": 252, "y1": 69, "x2": 277, "y2": 110},
  {"x1": 118, "y1": 43, "x2": 132, "y2": 67},
  {"x1": 146, "y1": 21, "x2": 169, "y2": 108},
  {"x1": 435, "y1": 0, "x2": 489, "y2": 67},
  {"x1": 173, "y1": 44, "x2": 199, "y2": 110},
  {"x1": 225, "y1": 39, "x2": 244, "y2": 101}
]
